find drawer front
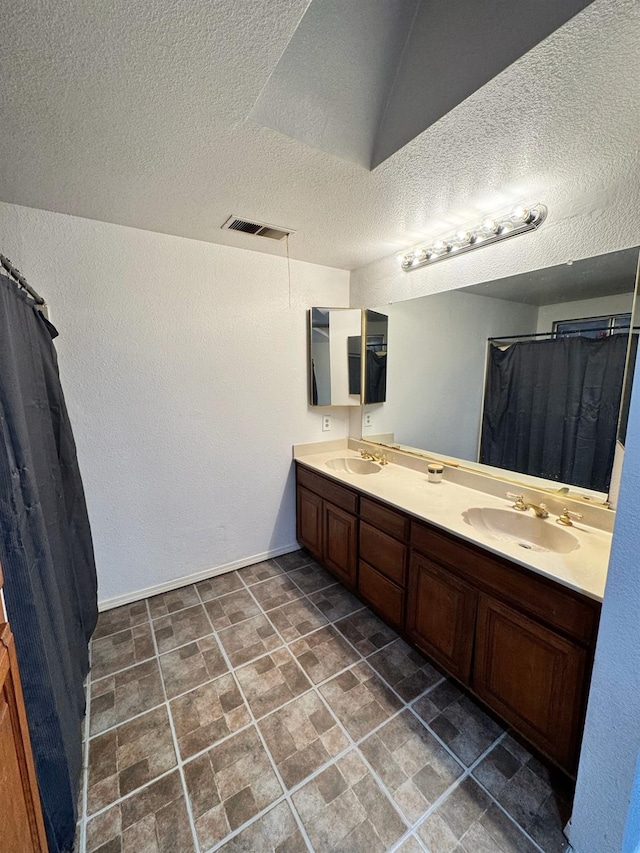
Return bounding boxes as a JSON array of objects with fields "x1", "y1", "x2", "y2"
[
  {"x1": 360, "y1": 497, "x2": 409, "y2": 541},
  {"x1": 358, "y1": 561, "x2": 404, "y2": 629},
  {"x1": 296, "y1": 465, "x2": 358, "y2": 514},
  {"x1": 360, "y1": 522, "x2": 406, "y2": 586},
  {"x1": 411, "y1": 520, "x2": 599, "y2": 645}
]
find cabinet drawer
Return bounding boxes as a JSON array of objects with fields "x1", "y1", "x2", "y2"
[
  {"x1": 296, "y1": 465, "x2": 358, "y2": 514},
  {"x1": 360, "y1": 522, "x2": 406, "y2": 586},
  {"x1": 411, "y1": 520, "x2": 599, "y2": 645},
  {"x1": 358, "y1": 561, "x2": 404, "y2": 629},
  {"x1": 360, "y1": 497, "x2": 409, "y2": 541}
]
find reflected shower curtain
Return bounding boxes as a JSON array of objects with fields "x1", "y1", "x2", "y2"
[
  {"x1": 480, "y1": 333, "x2": 629, "y2": 492},
  {"x1": 0, "y1": 273, "x2": 98, "y2": 852}
]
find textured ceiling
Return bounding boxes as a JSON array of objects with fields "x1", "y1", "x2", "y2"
[{"x1": 0, "y1": 0, "x2": 638, "y2": 271}]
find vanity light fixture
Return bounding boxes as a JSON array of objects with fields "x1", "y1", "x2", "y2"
[{"x1": 401, "y1": 204, "x2": 547, "y2": 272}]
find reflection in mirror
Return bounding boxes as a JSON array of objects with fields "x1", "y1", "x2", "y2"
[
  {"x1": 309, "y1": 308, "x2": 362, "y2": 406},
  {"x1": 362, "y1": 248, "x2": 639, "y2": 498},
  {"x1": 363, "y1": 309, "x2": 388, "y2": 404}
]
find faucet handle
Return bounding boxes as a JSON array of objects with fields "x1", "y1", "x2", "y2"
[
  {"x1": 557, "y1": 508, "x2": 583, "y2": 527},
  {"x1": 506, "y1": 493, "x2": 526, "y2": 511}
]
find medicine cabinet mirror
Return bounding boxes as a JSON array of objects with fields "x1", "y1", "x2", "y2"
[
  {"x1": 309, "y1": 308, "x2": 388, "y2": 406},
  {"x1": 361, "y1": 247, "x2": 639, "y2": 500}
]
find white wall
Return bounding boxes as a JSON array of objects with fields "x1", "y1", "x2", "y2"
[
  {"x1": 363, "y1": 290, "x2": 538, "y2": 459},
  {"x1": 0, "y1": 201, "x2": 350, "y2": 605},
  {"x1": 537, "y1": 292, "x2": 634, "y2": 334}
]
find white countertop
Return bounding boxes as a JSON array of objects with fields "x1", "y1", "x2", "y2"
[{"x1": 295, "y1": 448, "x2": 611, "y2": 602}]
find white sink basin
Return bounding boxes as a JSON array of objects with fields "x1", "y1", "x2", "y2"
[
  {"x1": 463, "y1": 507, "x2": 579, "y2": 554},
  {"x1": 325, "y1": 457, "x2": 381, "y2": 475}
]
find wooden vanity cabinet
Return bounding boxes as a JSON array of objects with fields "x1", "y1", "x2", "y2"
[
  {"x1": 406, "y1": 552, "x2": 478, "y2": 682},
  {"x1": 296, "y1": 467, "x2": 358, "y2": 589},
  {"x1": 474, "y1": 594, "x2": 588, "y2": 770},
  {"x1": 295, "y1": 462, "x2": 600, "y2": 774},
  {"x1": 358, "y1": 498, "x2": 409, "y2": 629}
]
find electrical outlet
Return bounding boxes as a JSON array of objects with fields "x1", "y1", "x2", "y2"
[
  {"x1": 364, "y1": 412, "x2": 372, "y2": 428},
  {"x1": 322, "y1": 415, "x2": 331, "y2": 431}
]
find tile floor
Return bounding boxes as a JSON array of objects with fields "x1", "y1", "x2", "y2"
[{"x1": 77, "y1": 550, "x2": 573, "y2": 853}]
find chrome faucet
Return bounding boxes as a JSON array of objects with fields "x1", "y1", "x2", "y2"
[{"x1": 506, "y1": 493, "x2": 549, "y2": 519}]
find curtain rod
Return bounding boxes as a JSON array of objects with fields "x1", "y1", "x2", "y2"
[
  {"x1": 488, "y1": 327, "x2": 640, "y2": 342},
  {"x1": 0, "y1": 253, "x2": 46, "y2": 306}
]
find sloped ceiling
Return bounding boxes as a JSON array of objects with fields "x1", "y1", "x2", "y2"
[
  {"x1": 253, "y1": 0, "x2": 594, "y2": 170},
  {"x1": 0, "y1": 0, "x2": 637, "y2": 270}
]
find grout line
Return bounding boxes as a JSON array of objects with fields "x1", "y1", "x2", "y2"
[
  {"x1": 144, "y1": 598, "x2": 201, "y2": 853},
  {"x1": 194, "y1": 583, "x2": 315, "y2": 853},
  {"x1": 78, "y1": 672, "x2": 91, "y2": 853}
]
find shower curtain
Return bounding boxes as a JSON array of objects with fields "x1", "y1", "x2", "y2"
[
  {"x1": 480, "y1": 333, "x2": 630, "y2": 492},
  {"x1": 0, "y1": 273, "x2": 98, "y2": 852}
]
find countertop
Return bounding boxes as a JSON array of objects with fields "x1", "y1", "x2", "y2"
[{"x1": 294, "y1": 448, "x2": 611, "y2": 602}]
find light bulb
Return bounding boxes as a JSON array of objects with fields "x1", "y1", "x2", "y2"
[
  {"x1": 511, "y1": 206, "x2": 529, "y2": 223},
  {"x1": 455, "y1": 230, "x2": 471, "y2": 244},
  {"x1": 496, "y1": 221, "x2": 512, "y2": 235},
  {"x1": 482, "y1": 218, "x2": 497, "y2": 233}
]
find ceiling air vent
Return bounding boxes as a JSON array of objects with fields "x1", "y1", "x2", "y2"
[{"x1": 221, "y1": 215, "x2": 294, "y2": 241}]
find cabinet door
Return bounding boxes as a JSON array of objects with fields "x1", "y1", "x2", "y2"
[
  {"x1": 297, "y1": 486, "x2": 323, "y2": 560},
  {"x1": 474, "y1": 594, "x2": 587, "y2": 771},
  {"x1": 323, "y1": 502, "x2": 358, "y2": 589},
  {"x1": 0, "y1": 625, "x2": 48, "y2": 853},
  {"x1": 358, "y1": 561, "x2": 404, "y2": 629},
  {"x1": 406, "y1": 553, "x2": 477, "y2": 682}
]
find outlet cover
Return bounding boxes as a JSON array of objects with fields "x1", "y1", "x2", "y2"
[
  {"x1": 322, "y1": 415, "x2": 331, "y2": 431},
  {"x1": 364, "y1": 413, "x2": 372, "y2": 428}
]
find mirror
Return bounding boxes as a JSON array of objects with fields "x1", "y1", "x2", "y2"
[
  {"x1": 309, "y1": 308, "x2": 362, "y2": 406},
  {"x1": 361, "y1": 248, "x2": 639, "y2": 498},
  {"x1": 363, "y1": 309, "x2": 388, "y2": 404}
]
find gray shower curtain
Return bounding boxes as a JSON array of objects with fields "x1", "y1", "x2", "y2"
[
  {"x1": 0, "y1": 273, "x2": 98, "y2": 852},
  {"x1": 480, "y1": 333, "x2": 629, "y2": 492}
]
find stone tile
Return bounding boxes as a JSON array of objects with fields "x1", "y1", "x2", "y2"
[
  {"x1": 237, "y1": 558, "x2": 286, "y2": 585},
  {"x1": 417, "y1": 777, "x2": 538, "y2": 853},
  {"x1": 86, "y1": 771, "x2": 195, "y2": 853},
  {"x1": 412, "y1": 681, "x2": 504, "y2": 766},
  {"x1": 152, "y1": 604, "x2": 213, "y2": 654},
  {"x1": 472, "y1": 735, "x2": 572, "y2": 853},
  {"x1": 217, "y1": 613, "x2": 281, "y2": 668},
  {"x1": 334, "y1": 609, "x2": 398, "y2": 657},
  {"x1": 308, "y1": 583, "x2": 363, "y2": 622},
  {"x1": 170, "y1": 673, "x2": 251, "y2": 760},
  {"x1": 90, "y1": 658, "x2": 164, "y2": 736},
  {"x1": 204, "y1": 589, "x2": 261, "y2": 630},
  {"x1": 236, "y1": 647, "x2": 312, "y2": 719},
  {"x1": 159, "y1": 635, "x2": 228, "y2": 699},
  {"x1": 196, "y1": 571, "x2": 243, "y2": 602},
  {"x1": 218, "y1": 802, "x2": 307, "y2": 853},
  {"x1": 91, "y1": 623, "x2": 155, "y2": 681},
  {"x1": 87, "y1": 706, "x2": 176, "y2": 814},
  {"x1": 360, "y1": 710, "x2": 463, "y2": 822},
  {"x1": 268, "y1": 597, "x2": 328, "y2": 643},
  {"x1": 275, "y1": 549, "x2": 315, "y2": 572},
  {"x1": 259, "y1": 692, "x2": 349, "y2": 790},
  {"x1": 93, "y1": 602, "x2": 149, "y2": 640},
  {"x1": 217, "y1": 800, "x2": 307, "y2": 852},
  {"x1": 368, "y1": 638, "x2": 442, "y2": 701},
  {"x1": 251, "y1": 574, "x2": 305, "y2": 611},
  {"x1": 319, "y1": 661, "x2": 402, "y2": 741},
  {"x1": 147, "y1": 585, "x2": 200, "y2": 619},
  {"x1": 290, "y1": 625, "x2": 361, "y2": 684},
  {"x1": 288, "y1": 561, "x2": 336, "y2": 594},
  {"x1": 395, "y1": 835, "x2": 427, "y2": 853},
  {"x1": 183, "y1": 726, "x2": 282, "y2": 850},
  {"x1": 292, "y1": 749, "x2": 407, "y2": 852}
]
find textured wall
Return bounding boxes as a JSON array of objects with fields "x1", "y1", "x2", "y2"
[{"x1": 0, "y1": 201, "x2": 350, "y2": 604}]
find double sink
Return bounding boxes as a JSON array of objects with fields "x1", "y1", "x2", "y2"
[{"x1": 323, "y1": 456, "x2": 579, "y2": 555}]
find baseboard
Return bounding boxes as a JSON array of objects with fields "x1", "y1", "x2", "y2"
[{"x1": 97, "y1": 543, "x2": 302, "y2": 612}]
